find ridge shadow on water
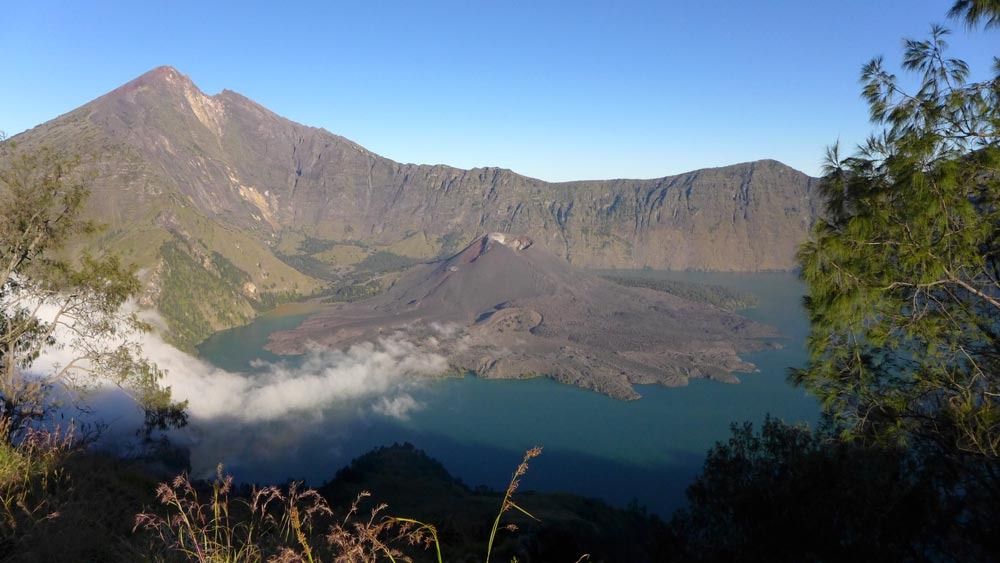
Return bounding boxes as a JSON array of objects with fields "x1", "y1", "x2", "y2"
[{"x1": 198, "y1": 419, "x2": 706, "y2": 516}]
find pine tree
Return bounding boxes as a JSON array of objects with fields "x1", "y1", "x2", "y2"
[{"x1": 795, "y1": 13, "x2": 999, "y2": 458}]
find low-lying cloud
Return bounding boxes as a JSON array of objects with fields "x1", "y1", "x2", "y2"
[
  {"x1": 30, "y1": 306, "x2": 451, "y2": 425},
  {"x1": 28, "y1": 306, "x2": 454, "y2": 481},
  {"x1": 145, "y1": 332, "x2": 448, "y2": 422}
]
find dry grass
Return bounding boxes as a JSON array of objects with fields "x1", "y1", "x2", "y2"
[
  {"x1": 484, "y1": 446, "x2": 542, "y2": 563},
  {"x1": 135, "y1": 465, "x2": 433, "y2": 562},
  {"x1": 0, "y1": 417, "x2": 74, "y2": 544},
  {"x1": 0, "y1": 436, "x2": 605, "y2": 561},
  {"x1": 137, "y1": 447, "x2": 548, "y2": 563},
  {"x1": 1, "y1": 416, "x2": 163, "y2": 562}
]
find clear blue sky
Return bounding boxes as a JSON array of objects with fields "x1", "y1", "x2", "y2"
[{"x1": 1, "y1": 1, "x2": 995, "y2": 180}]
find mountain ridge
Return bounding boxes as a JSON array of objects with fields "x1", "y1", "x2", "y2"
[
  {"x1": 94, "y1": 66, "x2": 798, "y2": 185},
  {"x1": 6, "y1": 65, "x2": 822, "y2": 347}
]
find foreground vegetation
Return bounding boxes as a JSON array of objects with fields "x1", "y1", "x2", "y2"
[
  {"x1": 1, "y1": 420, "x2": 994, "y2": 562},
  {"x1": 1, "y1": 437, "x2": 665, "y2": 562}
]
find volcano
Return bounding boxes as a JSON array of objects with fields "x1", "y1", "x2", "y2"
[
  {"x1": 6, "y1": 66, "x2": 820, "y2": 348},
  {"x1": 266, "y1": 235, "x2": 778, "y2": 399}
]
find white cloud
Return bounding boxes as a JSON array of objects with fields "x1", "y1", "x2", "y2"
[
  {"x1": 140, "y1": 328, "x2": 447, "y2": 423},
  {"x1": 27, "y1": 306, "x2": 454, "y2": 480},
  {"x1": 29, "y1": 305, "x2": 449, "y2": 424}
]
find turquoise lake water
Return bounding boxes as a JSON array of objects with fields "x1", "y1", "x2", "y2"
[{"x1": 196, "y1": 271, "x2": 817, "y2": 515}]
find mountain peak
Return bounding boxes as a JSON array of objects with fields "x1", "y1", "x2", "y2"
[
  {"x1": 106, "y1": 65, "x2": 199, "y2": 101},
  {"x1": 135, "y1": 65, "x2": 193, "y2": 87},
  {"x1": 94, "y1": 65, "x2": 229, "y2": 137}
]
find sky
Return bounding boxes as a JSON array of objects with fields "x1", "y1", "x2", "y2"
[{"x1": 1, "y1": 1, "x2": 996, "y2": 181}]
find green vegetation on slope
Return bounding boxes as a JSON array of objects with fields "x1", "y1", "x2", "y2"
[
  {"x1": 157, "y1": 241, "x2": 255, "y2": 351},
  {"x1": 436, "y1": 231, "x2": 469, "y2": 258},
  {"x1": 321, "y1": 277, "x2": 387, "y2": 303},
  {"x1": 210, "y1": 250, "x2": 252, "y2": 289},
  {"x1": 273, "y1": 234, "x2": 427, "y2": 305},
  {"x1": 273, "y1": 250, "x2": 339, "y2": 281},
  {"x1": 274, "y1": 231, "x2": 424, "y2": 284},
  {"x1": 355, "y1": 250, "x2": 422, "y2": 273},
  {"x1": 601, "y1": 274, "x2": 759, "y2": 311}
]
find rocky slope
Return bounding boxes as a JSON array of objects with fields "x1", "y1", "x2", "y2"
[{"x1": 6, "y1": 66, "x2": 821, "y2": 346}]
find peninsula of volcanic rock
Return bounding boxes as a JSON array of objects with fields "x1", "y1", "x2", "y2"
[{"x1": 266, "y1": 233, "x2": 779, "y2": 399}]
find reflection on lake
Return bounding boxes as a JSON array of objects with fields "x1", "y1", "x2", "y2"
[{"x1": 193, "y1": 271, "x2": 817, "y2": 515}]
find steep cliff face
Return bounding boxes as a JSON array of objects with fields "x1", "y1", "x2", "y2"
[
  {"x1": 261, "y1": 154, "x2": 819, "y2": 271},
  {"x1": 7, "y1": 66, "x2": 820, "y2": 344}
]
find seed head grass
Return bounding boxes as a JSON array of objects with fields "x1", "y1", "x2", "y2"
[
  {"x1": 0, "y1": 418, "x2": 74, "y2": 543},
  {"x1": 137, "y1": 447, "x2": 548, "y2": 562}
]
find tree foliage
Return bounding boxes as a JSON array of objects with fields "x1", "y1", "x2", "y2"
[
  {"x1": 667, "y1": 418, "x2": 995, "y2": 562},
  {"x1": 664, "y1": 5, "x2": 1000, "y2": 559},
  {"x1": 0, "y1": 138, "x2": 186, "y2": 442},
  {"x1": 950, "y1": 0, "x2": 1000, "y2": 29},
  {"x1": 794, "y1": 15, "x2": 1000, "y2": 459}
]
